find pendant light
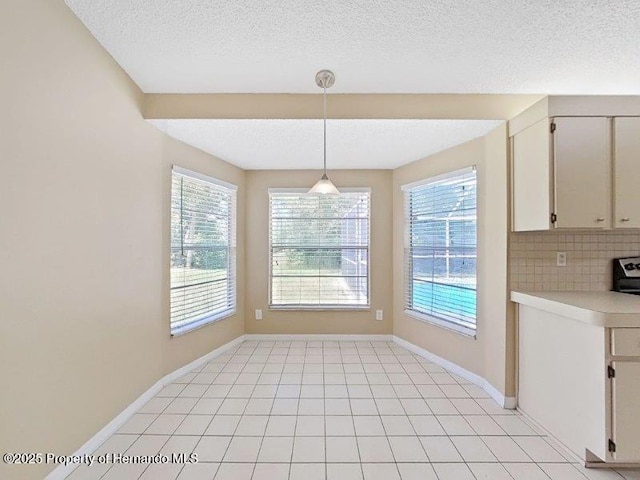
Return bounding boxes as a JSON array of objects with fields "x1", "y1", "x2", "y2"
[{"x1": 309, "y1": 70, "x2": 340, "y2": 194}]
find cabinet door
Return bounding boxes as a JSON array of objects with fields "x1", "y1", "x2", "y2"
[
  {"x1": 553, "y1": 117, "x2": 611, "y2": 229},
  {"x1": 512, "y1": 119, "x2": 553, "y2": 231},
  {"x1": 614, "y1": 117, "x2": 640, "y2": 228},
  {"x1": 611, "y1": 362, "x2": 640, "y2": 461}
]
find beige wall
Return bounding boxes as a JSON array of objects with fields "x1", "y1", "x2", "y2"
[
  {"x1": 2, "y1": 2, "x2": 517, "y2": 478},
  {"x1": 160, "y1": 139, "x2": 246, "y2": 375},
  {"x1": 0, "y1": 2, "x2": 245, "y2": 479},
  {"x1": 483, "y1": 125, "x2": 514, "y2": 396},
  {"x1": 244, "y1": 170, "x2": 393, "y2": 334},
  {"x1": 392, "y1": 125, "x2": 513, "y2": 397},
  {"x1": 143, "y1": 93, "x2": 543, "y2": 120}
]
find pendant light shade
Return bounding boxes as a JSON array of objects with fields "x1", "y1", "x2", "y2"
[
  {"x1": 309, "y1": 173, "x2": 340, "y2": 194},
  {"x1": 309, "y1": 70, "x2": 339, "y2": 194}
]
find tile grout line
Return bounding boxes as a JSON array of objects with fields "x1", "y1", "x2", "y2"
[
  {"x1": 287, "y1": 340, "x2": 298, "y2": 480},
  {"x1": 248, "y1": 340, "x2": 278, "y2": 480},
  {"x1": 391, "y1": 341, "x2": 441, "y2": 479},
  {"x1": 398, "y1": 342, "x2": 512, "y2": 479},
  {"x1": 346, "y1": 341, "x2": 364, "y2": 479},
  {"x1": 371, "y1": 341, "x2": 405, "y2": 480},
  {"x1": 392, "y1": 340, "x2": 484, "y2": 480},
  {"x1": 238, "y1": 341, "x2": 267, "y2": 479},
  {"x1": 203, "y1": 340, "x2": 248, "y2": 479}
]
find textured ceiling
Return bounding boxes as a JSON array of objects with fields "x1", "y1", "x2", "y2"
[
  {"x1": 65, "y1": 0, "x2": 640, "y2": 94},
  {"x1": 148, "y1": 119, "x2": 503, "y2": 169}
]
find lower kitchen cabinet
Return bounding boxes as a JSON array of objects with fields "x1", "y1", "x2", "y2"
[
  {"x1": 611, "y1": 357, "x2": 640, "y2": 461},
  {"x1": 512, "y1": 291, "x2": 640, "y2": 465}
]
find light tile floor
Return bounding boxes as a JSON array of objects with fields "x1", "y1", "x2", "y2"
[{"x1": 68, "y1": 341, "x2": 640, "y2": 480}]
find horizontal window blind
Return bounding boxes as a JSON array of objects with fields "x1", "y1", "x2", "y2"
[
  {"x1": 170, "y1": 167, "x2": 236, "y2": 334},
  {"x1": 404, "y1": 167, "x2": 477, "y2": 331},
  {"x1": 269, "y1": 190, "x2": 370, "y2": 308}
]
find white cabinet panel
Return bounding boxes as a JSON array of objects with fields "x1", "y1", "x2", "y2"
[
  {"x1": 612, "y1": 329, "x2": 640, "y2": 356},
  {"x1": 518, "y1": 305, "x2": 607, "y2": 462},
  {"x1": 612, "y1": 362, "x2": 640, "y2": 461},
  {"x1": 553, "y1": 117, "x2": 611, "y2": 229},
  {"x1": 512, "y1": 119, "x2": 553, "y2": 231},
  {"x1": 614, "y1": 117, "x2": 640, "y2": 228}
]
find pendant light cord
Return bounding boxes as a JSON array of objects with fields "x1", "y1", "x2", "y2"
[{"x1": 323, "y1": 85, "x2": 327, "y2": 175}]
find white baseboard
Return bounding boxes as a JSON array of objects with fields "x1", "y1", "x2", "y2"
[
  {"x1": 244, "y1": 334, "x2": 393, "y2": 341},
  {"x1": 46, "y1": 335, "x2": 246, "y2": 480},
  {"x1": 392, "y1": 335, "x2": 517, "y2": 409},
  {"x1": 162, "y1": 335, "x2": 246, "y2": 385},
  {"x1": 484, "y1": 381, "x2": 518, "y2": 409}
]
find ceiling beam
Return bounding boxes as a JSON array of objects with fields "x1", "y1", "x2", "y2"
[{"x1": 143, "y1": 94, "x2": 544, "y2": 120}]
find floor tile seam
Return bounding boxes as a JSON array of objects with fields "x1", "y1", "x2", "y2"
[
  {"x1": 246, "y1": 344, "x2": 284, "y2": 478},
  {"x1": 389, "y1": 354, "x2": 433, "y2": 465},
  {"x1": 502, "y1": 462, "x2": 554, "y2": 480},
  {"x1": 477, "y1": 431, "x2": 537, "y2": 464},
  {"x1": 337, "y1": 343, "x2": 364, "y2": 479},
  {"x1": 323, "y1": 410, "x2": 329, "y2": 480},
  {"x1": 392, "y1": 345, "x2": 471, "y2": 465},
  {"x1": 280, "y1": 342, "x2": 298, "y2": 478},
  {"x1": 118, "y1": 429, "x2": 175, "y2": 480},
  {"x1": 200, "y1": 342, "x2": 273, "y2": 466},
  {"x1": 538, "y1": 433, "x2": 582, "y2": 464},
  {"x1": 369, "y1": 345, "x2": 407, "y2": 479},
  {"x1": 172, "y1": 366, "x2": 245, "y2": 435},
  {"x1": 90, "y1": 434, "x2": 141, "y2": 480},
  {"x1": 396, "y1": 350, "x2": 464, "y2": 466},
  {"x1": 290, "y1": 343, "x2": 304, "y2": 467}
]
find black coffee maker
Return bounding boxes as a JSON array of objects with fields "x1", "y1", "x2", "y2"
[{"x1": 612, "y1": 257, "x2": 640, "y2": 295}]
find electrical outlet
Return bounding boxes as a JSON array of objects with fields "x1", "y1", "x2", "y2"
[
  {"x1": 375, "y1": 309, "x2": 383, "y2": 321},
  {"x1": 255, "y1": 309, "x2": 263, "y2": 320},
  {"x1": 556, "y1": 252, "x2": 567, "y2": 267}
]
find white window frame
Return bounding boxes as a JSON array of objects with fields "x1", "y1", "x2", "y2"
[
  {"x1": 268, "y1": 187, "x2": 371, "y2": 311},
  {"x1": 170, "y1": 166, "x2": 237, "y2": 336},
  {"x1": 402, "y1": 166, "x2": 478, "y2": 338}
]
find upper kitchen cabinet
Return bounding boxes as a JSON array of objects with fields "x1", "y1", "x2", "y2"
[
  {"x1": 553, "y1": 117, "x2": 610, "y2": 229},
  {"x1": 509, "y1": 96, "x2": 640, "y2": 232},
  {"x1": 511, "y1": 119, "x2": 553, "y2": 231},
  {"x1": 614, "y1": 117, "x2": 640, "y2": 229}
]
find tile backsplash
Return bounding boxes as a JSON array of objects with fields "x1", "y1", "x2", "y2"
[{"x1": 510, "y1": 231, "x2": 640, "y2": 292}]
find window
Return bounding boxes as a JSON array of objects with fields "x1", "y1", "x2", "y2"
[
  {"x1": 269, "y1": 189, "x2": 370, "y2": 309},
  {"x1": 403, "y1": 167, "x2": 477, "y2": 335},
  {"x1": 170, "y1": 167, "x2": 237, "y2": 335}
]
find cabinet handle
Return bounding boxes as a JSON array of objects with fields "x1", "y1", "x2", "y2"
[
  {"x1": 621, "y1": 218, "x2": 630, "y2": 222},
  {"x1": 596, "y1": 218, "x2": 605, "y2": 222}
]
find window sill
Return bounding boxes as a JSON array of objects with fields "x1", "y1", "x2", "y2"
[
  {"x1": 171, "y1": 309, "x2": 235, "y2": 337},
  {"x1": 269, "y1": 305, "x2": 370, "y2": 312},
  {"x1": 404, "y1": 309, "x2": 477, "y2": 339}
]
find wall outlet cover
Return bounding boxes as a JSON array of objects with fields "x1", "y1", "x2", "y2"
[
  {"x1": 376, "y1": 310, "x2": 383, "y2": 321},
  {"x1": 556, "y1": 252, "x2": 567, "y2": 267},
  {"x1": 255, "y1": 309, "x2": 263, "y2": 320}
]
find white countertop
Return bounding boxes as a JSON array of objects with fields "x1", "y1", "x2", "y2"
[{"x1": 511, "y1": 291, "x2": 640, "y2": 327}]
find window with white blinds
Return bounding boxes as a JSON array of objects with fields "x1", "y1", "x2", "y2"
[
  {"x1": 170, "y1": 167, "x2": 237, "y2": 335},
  {"x1": 269, "y1": 189, "x2": 370, "y2": 309},
  {"x1": 403, "y1": 167, "x2": 477, "y2": 334}
]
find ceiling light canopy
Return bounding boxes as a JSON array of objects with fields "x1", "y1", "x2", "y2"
[{"x1": 309, "y1": 70, "x2": 339, "y2": 195}]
